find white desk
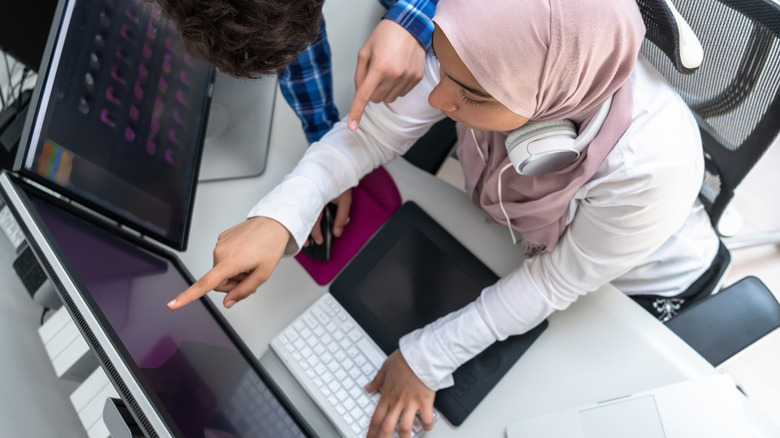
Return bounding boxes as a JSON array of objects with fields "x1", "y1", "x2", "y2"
[
  {"x1": 179, "y1": 101, "x2": 780, "y2": 436},
  {"x1": 1, "y1": 108, "x2": 778, "y2": 437}
]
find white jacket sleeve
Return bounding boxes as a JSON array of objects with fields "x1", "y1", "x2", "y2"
[
  {"x1": 399, "y1": 72, "x2": 706, "y2": 390},
  {"x1": 248, "y1": 55, "x2": 445, "y2": 254}
]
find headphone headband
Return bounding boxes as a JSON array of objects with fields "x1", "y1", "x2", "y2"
[{"x1": 504, "y1": 97, "x2": 613, "y2": 176}]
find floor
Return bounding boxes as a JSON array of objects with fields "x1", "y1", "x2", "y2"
[{"x1": 435, "y1": 138, "x2": 780, "y2": 428}]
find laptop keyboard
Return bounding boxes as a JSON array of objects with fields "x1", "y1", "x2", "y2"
[{"x1": 270, "y1": 294, "x2": 430, "y2": 437}]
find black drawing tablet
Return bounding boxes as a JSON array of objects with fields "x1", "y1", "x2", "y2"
[{"x1": 330, "y1": 201, "x2": 548, "y2": 426}]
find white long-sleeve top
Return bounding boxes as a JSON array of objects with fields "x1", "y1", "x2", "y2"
[{"x1": 248, "y1": 54, "x2": 720, "y2": 391}]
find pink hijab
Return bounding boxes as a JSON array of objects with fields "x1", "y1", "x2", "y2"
[{"x1": 434, "y1": 0, "x2": 646, "y2": 256}]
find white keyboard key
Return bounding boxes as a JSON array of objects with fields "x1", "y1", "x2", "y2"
[
  {"x1": 354, "y1": 354, "x2": 367, "y2": 366},
  {"x1": 313, "y1": 307, "x2": 329, "y2": 324},
  {"x1": 357, "y1": 374, "x2": 371, "y2": 387},
  {"x1": 349, "y1": 367, "x2": 362, "y2": 380},
  {"x1": 348, "y1": 329, "x2": 363, "y2": 342},
  {"x1": 350, "y1": 406, "x2": 363, "y2": 421},
  {"x1": 357, "y1": 338, "x2": 386, "y2": 367},
  {"x1": 303, "y1": 314, "x2": 317, "y2": 328}
]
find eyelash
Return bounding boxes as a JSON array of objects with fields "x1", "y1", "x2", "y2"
[{"x1": 460, "y1": 89, "x2": 484, "y2": 107}]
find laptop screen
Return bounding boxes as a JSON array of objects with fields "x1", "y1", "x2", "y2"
[
  {"x1": 25, "y1": 186, "x2": 309, "y2": 438},
  {"x1": 16, "y1": 0, "x2": 213, "y2": 250}
]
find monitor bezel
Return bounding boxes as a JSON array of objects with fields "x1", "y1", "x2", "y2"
[
  {"x1": 0, "y1": 171, "x2": 315, "y2": 438},
  {"x1": 13, "y1": 0, "x2": 214, "y2": 251}
]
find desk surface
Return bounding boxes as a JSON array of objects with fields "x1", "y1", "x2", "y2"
[
  {"x1": 1, "y1": 83, "x2": 779, "y2": 437},
  {"x1": 181, "y1": 119, "x2": 779, "y2": 436},
  {"x1": 2, "y1": 0, "x2": 779, "y2": 429}
]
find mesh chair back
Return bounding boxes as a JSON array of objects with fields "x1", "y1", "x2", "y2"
[{"x1": 639, "y1": 0, "x2": 780, "y2": 229}]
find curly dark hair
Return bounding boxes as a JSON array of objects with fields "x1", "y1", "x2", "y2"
[{"x1": 153, "y1": 0, "x2": 326, "y2": 78}]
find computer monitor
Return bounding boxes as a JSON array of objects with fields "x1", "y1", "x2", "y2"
[
  {"x1": 14, "y1": 0, "x2": 214, "y2": 250},
  {"x1": 198, "y1": 70, "x2": 276, "y2": 182},
  {"x1": 0, "y1": 171, "x2": 314, "y2": 438},
  {"x1": 0, "y1": 0, "x2": 59, "y2": 71}
]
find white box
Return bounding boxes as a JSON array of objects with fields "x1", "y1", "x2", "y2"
[{"x1": 70, "y1": 368, "x2": 118, "y2": 438}]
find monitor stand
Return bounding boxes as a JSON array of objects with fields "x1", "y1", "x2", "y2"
[{"x1": 198, "y1": 72, "x2": 277, "y2": 182}]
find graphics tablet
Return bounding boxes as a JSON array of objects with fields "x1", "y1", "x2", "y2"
[{"x1": 330, "y1": 201, "x2": 548, "y2": 426}]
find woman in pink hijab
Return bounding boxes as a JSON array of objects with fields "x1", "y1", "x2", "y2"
[{"x1": 169, "y1": 0, "x2": 720, "y2": 436}]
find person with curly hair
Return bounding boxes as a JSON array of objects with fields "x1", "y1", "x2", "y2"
[{"x1": 153, "y1": 0, "x2": 438, "y2": 144}]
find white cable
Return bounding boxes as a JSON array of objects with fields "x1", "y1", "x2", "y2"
[
  {"x1": 497, "y1": 162, "x2": 519, "y2": 245},
  {"x1": 470, "y1": 128, "x2": 487, "y2": 165}
]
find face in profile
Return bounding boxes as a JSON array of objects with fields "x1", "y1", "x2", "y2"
[{"x1": 428, "y1": 26, "x2": 529, "y2": 132}]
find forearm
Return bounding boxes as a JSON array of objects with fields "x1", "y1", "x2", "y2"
[
  {"x1": 251, "y1": 55, "x2": 445, "y2": 253},
  {"x1": 399, "y1": 159, "x2": 704, "y2": 389},
  {"x1": 277, "y1": 19, "x2": 340, "y2": 144}
]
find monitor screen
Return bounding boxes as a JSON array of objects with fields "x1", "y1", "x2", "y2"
[
  {"x1": 15, "y1": 0, "x2": 213, "y2": 250},
  {"x1": 0, "y1": 0, "x2": 58, "y2": 71},
  {"x1": 0, "y1": 174, "x2": 312, "y2": 438}
]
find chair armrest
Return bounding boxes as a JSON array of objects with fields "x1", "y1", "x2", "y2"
[{"x1": 665, "y1": 276, "x2": 780, "y2": 366}]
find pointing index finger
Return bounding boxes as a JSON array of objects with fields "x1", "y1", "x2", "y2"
[
  {"x1": 347, "y1": 72, "x2": 381, "y2": 131},
  {"x1": 167, "y1": 265, "x2": 230, "y2": 310}
]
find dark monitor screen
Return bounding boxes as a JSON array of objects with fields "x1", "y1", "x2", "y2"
[
  {"x1": 23, "y1": 184, "x2": 311, "y2": 438},
  {"x1": 0, "y1": 0, "x2": 58, "y2": 71},
  {"x1": 16, "y1": 0, "x2": 213, "y2": 250}
]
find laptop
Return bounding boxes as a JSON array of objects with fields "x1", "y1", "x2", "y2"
[
  {"x1": 505, "y1": 373, "x2": 751, "y2": 438},
  {"x1": 270, "y1": 201, "x2": 548, "y2": 436}
]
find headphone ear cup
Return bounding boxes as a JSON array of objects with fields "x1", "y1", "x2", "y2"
[{"x1": 505, "y1": 119, "x2": 578, "y2": 176}]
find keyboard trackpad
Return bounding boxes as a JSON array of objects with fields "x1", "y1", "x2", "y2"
[{"x1": 580, "y1": 395, "x2": 666, "y2": 438}]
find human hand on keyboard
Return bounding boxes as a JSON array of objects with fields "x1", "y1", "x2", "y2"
[
  {"x1": 365, "y1": 349, "x2": 436, "y2": 438},
  {"x1": 167, "y1": 216, "x2": 291, "y2": 310}
]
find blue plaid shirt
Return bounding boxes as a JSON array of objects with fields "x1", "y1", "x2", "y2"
[{"x1": 278, "y1": 0, "x2": 438, "y2": 144}]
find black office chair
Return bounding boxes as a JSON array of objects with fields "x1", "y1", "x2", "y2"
[{"x1": 638, "y1": 0, "x2": 780, "y2": 365}]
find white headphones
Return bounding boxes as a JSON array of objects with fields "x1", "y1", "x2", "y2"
[{"x1": 504, "y1": 97, "x2": 613, "y2": 176}]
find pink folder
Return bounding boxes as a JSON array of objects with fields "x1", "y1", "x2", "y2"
[{"x1": 294, "y1": 166, "x2": 402, "y2": 285}]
